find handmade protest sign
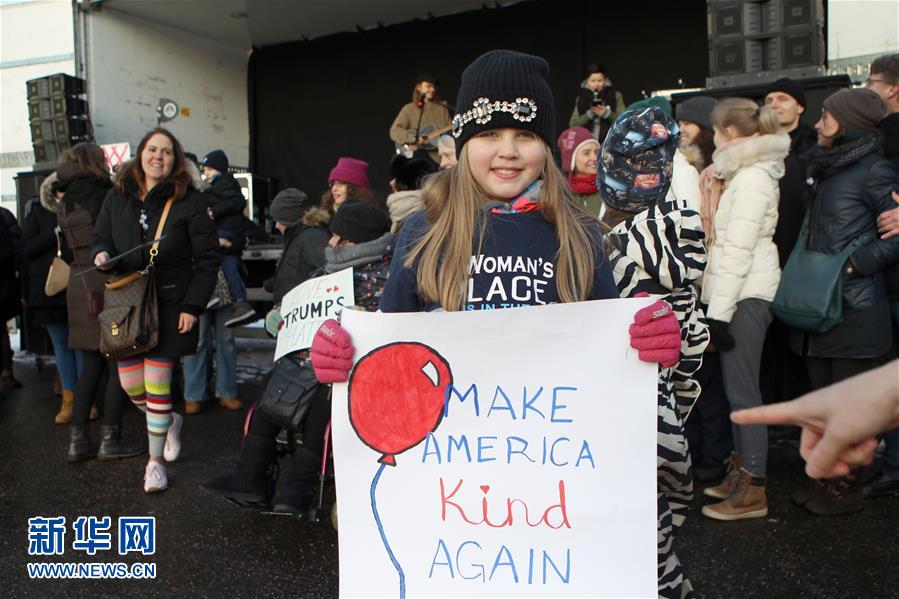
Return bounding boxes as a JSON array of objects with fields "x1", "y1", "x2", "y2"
[
  {"x1": 273, "y1": 268, "x2": 354, "y2": 360},
  {"x1": 332, "y1": 298, "x2": 658, "y2": 598}
]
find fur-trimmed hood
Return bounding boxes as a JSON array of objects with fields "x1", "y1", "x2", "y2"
[
  {"x1": 39, "y1": 172, "x2": 59, "y2": 212},
  {"x1": 712, "y1": 133, "x2": 790, "y2": 180},
  {"x1": 679, "y1": 144, "x2": 705, "y2": 172},
  {"x1": 301, "y1": 206, "x2": 331, "y2": 228}
]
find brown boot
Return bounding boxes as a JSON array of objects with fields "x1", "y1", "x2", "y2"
[
  {"x1": 804, "y1": 475, "x2": 863, "y2": 517},
  {"x1": 55, "y1": 390, "x2": 74, "y2": 425},
  {"x1": 218, "y1": 396, "x2": 243, "y2": 410},
  {"x1": 702, "y1": 468, "x2": 768, "y2": 521},
  {"x1": 703, "y1": 452, "x2": 742, "y2": 499},
  {"x1": 185, "y1": 400, "x2": 202, "y2": 415}
]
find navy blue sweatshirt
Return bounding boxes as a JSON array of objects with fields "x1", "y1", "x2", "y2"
[{"x1": 379, "y1": 210, "x2": 618, "y2": 312}]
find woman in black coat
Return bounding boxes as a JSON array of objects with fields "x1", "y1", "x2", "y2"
[
  {"x1": 788, "y1": 88, "x2": 899, "y2": 515},
  {"x1": 51, "y1": 143, "x2": 143, "y2": 463},
  {"x1": 93, "y1": 128, "x2": 220, "y2": 493},
  {"x1": 21, "y1": 178, "x2": 78, "y2": 423}
]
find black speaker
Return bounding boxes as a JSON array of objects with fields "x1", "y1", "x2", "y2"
[
  {"x1": 709, "y1": 1, "x2": 763, "y2": 38},
  {"x1": 27, "y1": 73, "x2": 92, "y2": 167},
  {"x1": 708, "y1": 0, "x2": 824, "y2": 85}
]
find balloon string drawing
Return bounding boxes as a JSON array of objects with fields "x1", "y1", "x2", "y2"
[{"x1": 348, "y1": 342, "x2": 454, "y2": 599}]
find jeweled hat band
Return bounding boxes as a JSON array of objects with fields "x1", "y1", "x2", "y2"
[{"x1": 451, "y1": 97, "x2": 539, "y2": 138}]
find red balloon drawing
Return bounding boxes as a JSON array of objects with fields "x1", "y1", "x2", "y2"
[{"x1": 348, "y1": 342, "x2": 453, "y2": 466}]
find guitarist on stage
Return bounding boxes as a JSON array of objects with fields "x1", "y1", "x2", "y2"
[{"x1": 389, "y1": 73, "x2": 451, "y2": 162}]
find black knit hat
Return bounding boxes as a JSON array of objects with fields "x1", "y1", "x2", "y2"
[
  {"x1": 201, "y1": 149, "x2": 228, "y2": 173},
  {"x1": 765, "y1": 77, "x2": 807, "y2": 108},
  {"x1": 331, "y1": 200, "x2": 390, "y2": 244},
  {"x1": 452, "y1": 49, "x2": 555, "y2": 157},
  {"x1": 390, "y1": 151, "x2": 439, "y2": 191}
]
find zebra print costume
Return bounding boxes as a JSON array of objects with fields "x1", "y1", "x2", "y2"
[{"x1": 607, "y1": 199, "x2": 709, "y2": 599}]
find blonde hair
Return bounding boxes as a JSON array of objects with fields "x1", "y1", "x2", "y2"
[
  {"x1": 404, "y1": 143, "x2": 600, "y2": 311},
  {"x1": 711, "y1": 97, "x2": 780, "y2": 137}
]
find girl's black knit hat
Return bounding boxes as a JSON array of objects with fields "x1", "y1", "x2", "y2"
[{"x1": 452, "y1": 49, "x2": 556, "y2": 157}]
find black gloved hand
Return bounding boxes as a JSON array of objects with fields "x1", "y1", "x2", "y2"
[{"x1": 707, "y1": 319, "x2": 736, "y2": 352}]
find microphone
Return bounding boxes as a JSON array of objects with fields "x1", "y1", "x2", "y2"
[{"x1": 417, "y1": 93, "x2": 427, "y2": 107}]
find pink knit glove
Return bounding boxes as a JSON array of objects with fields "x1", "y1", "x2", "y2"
[
  {"x1": 629, "y1": 296, "x2": 681, "y2": 369},
  {"x1": 310, "y1": 319, "x2": 355, "y2": 383}
]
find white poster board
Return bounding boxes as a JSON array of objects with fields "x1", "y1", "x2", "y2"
[
  {"x1": 273, "y1": 268, "x2": 355, "y2": 361},
  {"x1": 332, "y1": 298, "x2": 658, "y2": 598}
]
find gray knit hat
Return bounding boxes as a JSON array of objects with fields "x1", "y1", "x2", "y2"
[
  {"x1": 269, "y1": 188, "x2": 309, "y2": 226},
  {"x1": 823, "y1": 88, "x2": 886, "y2": 132},
  {"x1": 675, "y1": 96, "x2": 717, "y2": 131}
]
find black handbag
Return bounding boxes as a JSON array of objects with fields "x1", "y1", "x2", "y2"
[
  {"x1": 98, "y1": 197, "x2": 172, "y2": 359},
  {"x1": 258, "y1": 356, "x2": 323, "y2": 430}
]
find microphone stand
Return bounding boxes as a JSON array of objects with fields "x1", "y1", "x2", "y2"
[{"x1": 413, "y1": 93, "x2": 427, "y2": 147}]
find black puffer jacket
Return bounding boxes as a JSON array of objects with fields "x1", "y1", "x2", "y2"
[
  {"x1": 268, "y1": 207, "x2": 330, "y2": 305},
  {"x1": 790, "y1": 133, "x2": 899, "y2": 358},
  {"x1": 206, "y1": 171, "x2": 247, "y2": 241},
  {"x1": 92, "y1": 170, "x2": 220, "y2": 358}
]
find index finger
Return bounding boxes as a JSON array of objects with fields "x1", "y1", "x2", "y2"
[{"x1": 731, "y1": 401, "x2": 805, "y2": 426}]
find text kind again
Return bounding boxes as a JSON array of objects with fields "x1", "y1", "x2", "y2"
[{"x1": 440, "y1": 478, "x2": 571, "y2": 529}]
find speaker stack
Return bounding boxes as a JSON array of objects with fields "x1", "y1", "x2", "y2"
[
  {"x1": 27, "y1": 73, "x2": 93, "y2": 168},
  {"x1": 707, "y1": 0, "x2": 825, "y2": 88}
]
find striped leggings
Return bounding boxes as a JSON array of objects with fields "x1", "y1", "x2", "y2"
[{"x1": 117, "y1": 356, "x2": 175, "y2": 458}]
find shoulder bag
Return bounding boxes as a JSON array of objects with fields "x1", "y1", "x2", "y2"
[
  {"x1": 98, "y1": 197, "x2": 173, "y2": 360},
  {"x1": 772, "y1": 217, "x2": 875, "y2": 333},
  {"x1": 258, "y1": 356, "x2": 324, "y2": 430},
  {"x1": 44, "y1": 230, "x2": 70, "y2": 296}
]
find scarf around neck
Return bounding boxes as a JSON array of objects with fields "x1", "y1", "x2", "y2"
[
  {"x1": 487, "y1": 180, "x2": 542, "y2": 214},
  {"x1": 568, "y1": 173, "x2": 598, "y2": 196},
  {"x1": 805, "y1": 130, "x2": 881, "y2": 180},
  {"x1": 324, "y1": 232, "x2": 395, "y2": 274}
]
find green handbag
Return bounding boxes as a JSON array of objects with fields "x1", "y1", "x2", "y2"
[{"x1": 772, "y1": 217, "x2": 875, "y2": 333}]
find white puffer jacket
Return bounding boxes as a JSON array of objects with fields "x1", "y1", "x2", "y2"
[{"x1": 701, "y1": 133, "x2": 789, "y2": 322}]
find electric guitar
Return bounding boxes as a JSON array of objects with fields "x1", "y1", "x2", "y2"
[{"x1": 395, "y1": 123, "x2": 453, "y2": 157}]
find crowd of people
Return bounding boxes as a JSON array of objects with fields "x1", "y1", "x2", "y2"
[{"x1": 1, "y1": 48, "x2": 898, "y2": 598}]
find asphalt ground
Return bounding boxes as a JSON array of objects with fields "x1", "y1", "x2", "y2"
[{"x1": 1, "y1": 345, "x2": 897, "y2": 598}]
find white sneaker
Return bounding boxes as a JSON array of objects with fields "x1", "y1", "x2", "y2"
[
  {"x1": 164, "y1": 412, "x2": 182, "y2": 462},
  {"x1": 144, "y1": 460, "x2": 168, "y2": 493}
]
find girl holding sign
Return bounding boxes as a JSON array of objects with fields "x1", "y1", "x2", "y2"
[{"x1": 311, "y1": 50, "x2": 687, "y2": 597}]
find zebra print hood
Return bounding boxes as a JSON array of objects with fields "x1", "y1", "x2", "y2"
[{"x1": 608, "y1": 199, "x2": 706, "y2": 294}]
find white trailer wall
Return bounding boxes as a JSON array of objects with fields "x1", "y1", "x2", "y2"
[{"x1": 80, "y1": 5, "x2": 250, "y2": 165}]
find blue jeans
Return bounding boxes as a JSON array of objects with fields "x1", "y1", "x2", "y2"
[
  {"x1": 45, "y1": 322, "x2": 81, "y2": 393},
  {"x1": 181, "y1": 308, "x2": 237, "y2": 401},
  {"x1": 220, "y1": 254, "x2": 247, "y2": 302}
]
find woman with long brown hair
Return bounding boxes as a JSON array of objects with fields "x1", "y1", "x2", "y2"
[
  {"x1": 50, "y1": 143, "x2": 143, "y2": 463},
  {"x1": 92, "y1": 128, "x2": 220, "y2": 493}
]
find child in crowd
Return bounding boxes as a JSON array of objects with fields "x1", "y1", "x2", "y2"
[
  {"x1": 598, "y1": 106, "x2": 710, "y2": 597},
  {"x1": 310, "y1": 49, "x2": 686, "y2": 597},
  {"x1": 557, "y1": 125, "x2": 603, "y2": 216},
  {"x1": 200, "y1": 149, "x2": 257, "y2": 328},
  {"x1": 201, "y1": 200, "x2": 394, "y2": 514}
]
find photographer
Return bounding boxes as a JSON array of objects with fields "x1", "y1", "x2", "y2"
[{"x1": 569, "y1": 64, "x2": 625, "y2": 143}]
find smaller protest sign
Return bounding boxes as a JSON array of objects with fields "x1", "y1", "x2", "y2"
[
  {"x1": 274, "y1": 268, "x2": 355, "y2": 360},
  {"x1": 101, "y1": 143, "x2": 131, "y2": 170}
]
